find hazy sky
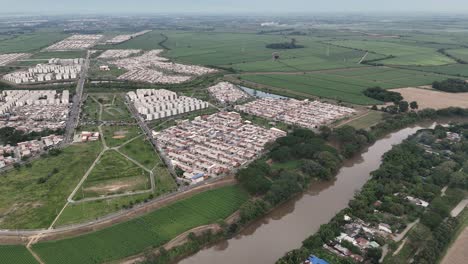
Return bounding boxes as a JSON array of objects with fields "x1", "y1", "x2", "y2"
[{"x1": 2, "y1": 0, "x2": 468, "y2": 14}]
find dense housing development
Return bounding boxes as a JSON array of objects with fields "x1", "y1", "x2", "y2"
[
  {"x1": 0, "y1": 90, "x2": 70, "y2": 132},
  {"x1": 235, "y1": 98, "x2": 356, "y2": 129},
  {"x1": 110, "y1": 49, "x2": 216, "y2": 84},
  {"x1": 46, "y1": 34, "x2": 103, "y2": 50},
  {"x1": 0, "y1": 134, "x2": 63, "y2": 168},
  {"x1": 3, "y1": 58, "x2": 82, "y2": 84},
  {"x1": 0, "y1": 53, "x2": 30, "y2": 66},
  {"x1": 155, "y1": 111, "x2": 286, "y2": 183},
  {"x1": 105, "y1": 30, "x2": 151, "y2": 44},
  {"x1": 208, "y1": 82, "x2": 249, "y2": 104},
  {"x1": 97, "y1": 49, "x2": 141, "y2": 59},
  {"x1": 127, "y1": 89, "x2": 209, "y2": 121}
]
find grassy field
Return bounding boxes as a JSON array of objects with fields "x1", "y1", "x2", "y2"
[
  {"x1": 76, "y1": 150, "x2": 150, "y2": 199},
  {"x1": 0, "y1": 32, "x2": 68, "y2": 53},
  {"x1": 98, "y1": 94, "x2": 133, "y2": 121},
  {"x1": 328, "y1": 39, "x2": 455, "y2": 66},
  {"x1": 82, "y1": 96, "x2": 100, "y2": 121},
  {"x1": 88, "y1": 61, "x2": 127, "y2": 80},
  {"x1": 102, "y1": 125, "x2": 141, "y2": 147},
  {"x1": 0, "y1": 142, "x2": 102, "y2": 229},
  {"x1": 54, "y1": 193, "x2": 154, "y2": 227},
  {"x1": 402, "y1": 64, "x2": 468, "y2": 77},
  {"x1": 163, "y1": 32, "x2": 369, "y2": 71},
  {"x1": 119, "y1": 136, "x2": 157, "y2": 170},
  {"x1": 0, "y1": 245, "x2": 38, "y2": 264},
  {"x1": 343, "y1": 111, "x2": 384, "y2": 129},
  {"x1": 239, "y1": 67, "x2": 457, "y2": 104},
  {"x1": 445, "y1": 48, "x2": 468, "y2": 62},
  {"x1": 34, "y1": 186, "x2": 249, "y2": 264}
]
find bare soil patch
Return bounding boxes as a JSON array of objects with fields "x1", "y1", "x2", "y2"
[
  {"x1": 441, "y1": 227, "x2": 468, "y2": 264},
  {"x1": 391, "y1": 87, "x2": 468, "y2": 110}
]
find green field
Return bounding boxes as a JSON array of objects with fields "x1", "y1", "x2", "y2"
[
  {"x1": 446, "y1": 48, "x2": 468, "y2": 62},
  {"x1": 163, "y1": 32, "x2": 369, "y2": 71},
  {"x1": 0, "y1": 142, "x2": 102, "y2": 229},
  {"x1": 102, "y1": 125, "x2": 141, "y2": 147},
  {"x1": 0, "y1": 245, "x2": 38, "y2": 264},
  {"x1": 99, "y1": 94, "x2": 133, "y2": 121},
  {"x1": 0, "y1": 32, "x2": 68, "y2": 53},
  {"x1": 329, "y1": 39, "x2": 455, "y2": 66},
  {"x1": 75, "y1": 150, "x2": 150, "y2": 199},
  {"x1": 403, "y1": 64, "x2": 468, "y2": 77},
  {"x1": 54, "y1": 193, "x2": 154, "y2": 227},
  {"x1": 343, "y1": 111, "x2": 384, "y2": 129},
  {"x1": 239, "y1": 67, "x2": 457, "y2": 104},
  {"x1": 34, "y1": 185, "x2": 249, "y2": 264},
  {"x1": 120, "y1": 136, "x2": 157, "y2": 170},
  {"x1": 31, "y1": 51, "x2": 86, "y2": 59}
]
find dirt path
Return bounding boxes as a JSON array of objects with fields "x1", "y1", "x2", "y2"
[
  {"x1": 440, "y1": 227, "x2": 468, "y2": 264},
  {"x1": 451, "y1": 199, "x2": 468, "y2": 217}
]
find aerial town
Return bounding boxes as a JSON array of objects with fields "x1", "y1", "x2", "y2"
[
  {"x1": 235, "y1": 98, "x2": 356, "y2": 129},
  {"x1": 208, "y1": 82, "x2": 250, "y2": 103},
  {"x1": 105, "y1": 30, "x2": 152, "y2": 44},
  {"x1": 108, "y1": 49, "x2": 216, "y2": 84},
  {"x1": 127, "y1": 89, "x2": 209, "y2": 120},
  {"x1": 45, "y1": 34, "x2": 103, "y2": 50},
  {"x1": 0, "y1": 90, "x2": 70, "y2": 132},
  {"x1": 3, "y1": 58, "x2": 82, "y2": 84},
  {"x1": 155, "y1": 111, "x2": 286, "y2": 183},
  {"x1": 0, "y1": 10, "x2": 467, "y2": 264}
]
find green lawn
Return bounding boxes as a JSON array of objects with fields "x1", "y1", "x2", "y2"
[
  {"x1": 0, "y1": 142, "x2": 102, "y2": 229},
  {"x1": 345, "y1": 111, "x2": 385, "y2": 130},
  {"x1": 239, "y1": 67, "x2": 457, "y2": 105},
  {"x1": 329, "y1": 39, "x2": 455, "y2": 66},
  {"x1": 0, "y1": 32, "x2": 68, "y2": 53},
  {"x1": 102, "y1": 125, "x2": 141, "y2": 147},
  {"x1": 54, "y1": 193, "x2": 154, "y2": 227},
  {"x1": 34, "y1": 186, "x2": 249, "y2": 264},
  {"x1": 0, "y1": 245, "x2": 38, "y2": 264},
  {"x1": 119, "y1": 136, "x2": 157, "y2": 170},
  {"x1": 75, "y1": 150, "x2": 151, "y2": 199}
]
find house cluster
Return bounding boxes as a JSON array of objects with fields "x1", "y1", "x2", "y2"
[
  {"x1": 105, "y1": 30, "x2": 152, "y2": 44},
  {"x1": 108, "y1": 49, "x2": 216, "y2": 84},
  {"x1": 303, "y1": 255, "x2": 329, "y2": 264},
  {"x1": 98, "y1": 49, "x2": 141, "y2": 59},
  {"x1": 80, "y1": 131, "x2": 100, "y2": 142},
  {"x1": 393, "y1": 193, "x2": 429, "y2": 208},
  {"x1": 0, "y1": 53, "x2": 30, "y2": 66},
  {"x1": 208, "y1": 82, "x2": 249, "y2": 104},
  {"x1": 155, "y1": 112, "x2": 286, "y2": 183},
  {"x1": 127, "y1": 89, "x2": 209, "y2": 121},
  {"x1": 0, "y1": 90, "x2": 69, "y2": 132},
  {"x1": 46, "y1": 34, "x2": 103, "y2": 50},
  {"x1": 323, "y1": 215, "x2": 386, "y2": 262},
  {"x1": 235, "y1": 98, "x2": 355, "y2": 129},
  {"x1": 0, "y1": 134, "x2": 63, "y2": 168},
  {"x1": 3, "y1": 60, "x2": 82, "y2": 84}
]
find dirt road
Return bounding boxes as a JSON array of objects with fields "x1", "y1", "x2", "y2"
[{"x1": 441, "y1": 227, "x2": 468, "y2": 264}]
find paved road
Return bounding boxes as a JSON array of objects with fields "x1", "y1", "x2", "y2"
[{"x1": 63, "y1": 50, "x2": 90, "y2": 145}]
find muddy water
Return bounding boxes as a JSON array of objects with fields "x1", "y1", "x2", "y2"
[{"x1": 178, "y1": 123, "x2": 441, "y2": 264}]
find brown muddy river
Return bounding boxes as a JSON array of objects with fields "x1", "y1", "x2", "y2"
[{"x1": 177, "y1": 122, "x2": 442, "y2": 264}]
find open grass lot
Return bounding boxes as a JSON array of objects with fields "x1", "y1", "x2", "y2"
[
  {"x1": 31, "y1": 51, "x2": 86, "y2": 59},
  {"x1": 329, "y1": 39, "x2": 455, "y2": 66},
  {"x1": 343, "y1": 111, "x2": 384, "y2": 129},
  {"x1": 0, "y1": 245, "x2": 38, "y2": 264},
  {"x1": 163, "y1": 32, "x2": 369, "y2": 71},
  {"x1": 102, "y1": 125, "x2": 141, "y2": 147},
  {"x1": 54, "y1": 193, "x2": 153, "y2": 227},
  {"x1": 0, "y1": 32, "x2": 68, "y2": 53},
  {"x1": 239, "y1": 67, "x2": 457, "y2": 104},
  {"x1": 120, "y1": 136, "x2": 157, "y2": 170},
  {"x1": 75, "y1": 150, "x2": 150, "y2": 199},
  {"x1": 99, "y1": 94, "x2": 133, "y2": 121},
  {"x1": 82, "y1": 96, "x2": 100, "y2": 121},
  {"x1": 403, "y1": 64, "x2": 468, "y2": 77},
  {"x1": 0, "y1": 142, "x2": 102, "y2": 229},
  {"x1": 88, "y1": 61, "x2": 127, "y2": 80},
  {"x1": 34, "y1": 185, "x2": 248, "y2": 264}
]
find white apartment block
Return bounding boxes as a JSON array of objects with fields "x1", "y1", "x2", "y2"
[
  {"x1": 0, "y1": 53, "x2": 30, "y2": 66},
  {"x1": 3, "y1": 61, "x2": 81, "y2": 84},
  {"x1": 98, "y1": 49, "x2": 141, "y2": 59},
  {"x1": 105, "y1": 30, "x2": 152, "y2": 44},
  {"x1": 46, "y1": 34, "x2": 103, "y2": 50},
  {"x1": 127, "y1": 89, "x2": 209, "y2": 121}
]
